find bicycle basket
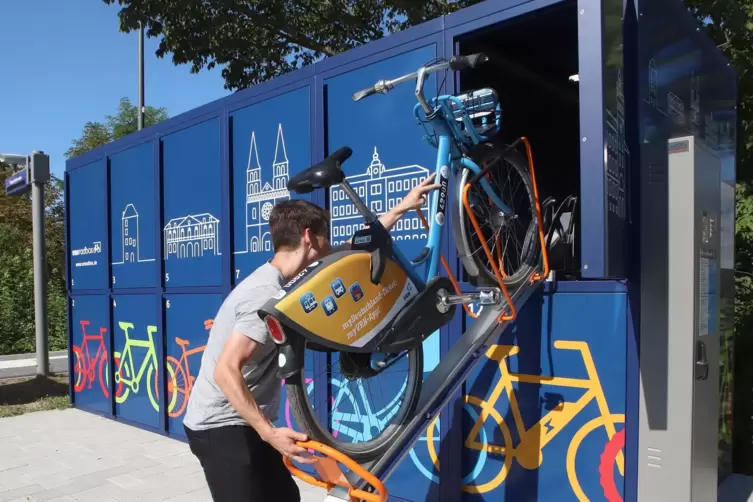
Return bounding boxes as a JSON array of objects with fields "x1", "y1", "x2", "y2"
[{"x1": 449, "y1": 88, "x2": 501, "y2": 139}]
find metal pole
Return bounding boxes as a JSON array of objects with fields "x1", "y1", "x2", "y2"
[
  {"x1": 30, "y1": 152, "x2": 49, "y2": 377},
  {"x1": 138, "y1": 21, "x2": 144, "y2": 131}
]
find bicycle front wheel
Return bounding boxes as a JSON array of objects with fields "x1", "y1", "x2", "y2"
[
  {"x1": 286, "y1": 343, "x2": 423, "y2": 463},
  {"x1": 454, "y1": 144, "x2": 539, "y2": 289}
]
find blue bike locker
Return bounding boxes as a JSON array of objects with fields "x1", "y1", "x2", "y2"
[{"x1": 64, "y1": 0, "x2": 737, "y2": 500}]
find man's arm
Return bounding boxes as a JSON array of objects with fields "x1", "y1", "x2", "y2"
[
  {"x1": 213, "y1": 296, "x2": 315, "y2": 464},
  {"x1": 214, "y1": 333, "x2": 275, "y2": 436}
]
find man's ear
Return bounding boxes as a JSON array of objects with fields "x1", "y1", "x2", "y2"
[{"x1": 301, "y1": 228, "x2": 313, "y2": 247}]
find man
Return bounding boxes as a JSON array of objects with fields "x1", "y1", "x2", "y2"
[{"x1": 183, "y1": 173, "x2": 440, "y2": 501}]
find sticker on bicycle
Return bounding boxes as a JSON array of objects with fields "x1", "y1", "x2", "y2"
[
  {"x1": 435, "y1": 164, "x2": 449, "y2": 226},
  {"x1": 273, "y1": 253, "x2": 417, "y2": 347}
]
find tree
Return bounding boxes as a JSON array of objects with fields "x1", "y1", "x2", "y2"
[
  {"x1": 65, "y1": 97, "x2": 168, "y2": 158},
  {"x1": 101, "y1": 0, "x2": 484, "y2": 91},
  {"x1": 0, "y1": 163, "x2": 67, "y2": 355}
]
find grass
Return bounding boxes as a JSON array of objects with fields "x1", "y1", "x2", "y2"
[{"x1": 0, "y1": 374, "x2": 70, "y2": 418}]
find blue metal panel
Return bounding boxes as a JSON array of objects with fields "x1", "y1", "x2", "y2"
[
  {"x1": 109, "y1": 142, "x2": 157, "y2": 289},
  {"x1": 450, "y1": 287, "x2": 627, "y2": 501},
  {"x1": 162, "y1": 117, "x2": 223, "y2": 287},
  {"x1": 231, "y1": 85, "x2": 312, "y2": 283},
  {"x1": 164, "y1": 293, "x2": 224, "y2": 437},
  {"x1": 578, "y1": 0, "x2": 607, "y2": 278},
  {"x1": 112, "y1": 294, "x2": 162, "y2": 429},
  {"x1": 69, "y1": 294, "x2": 111, "y2": 415},
  {"x1": 444, "y1": 0, "x2": 561, "y2": 30},
  {"x1": 68, "y1": 159, "x2": 108, "y2": 290}
]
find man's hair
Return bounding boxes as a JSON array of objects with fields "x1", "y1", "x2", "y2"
[{"x1": 269, "y1": 200, "x2": 330, "y2": 251}]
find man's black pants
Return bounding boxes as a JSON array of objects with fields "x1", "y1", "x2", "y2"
[{"x1": 185, "y1": 424, "x2": 301, "y2": 501}]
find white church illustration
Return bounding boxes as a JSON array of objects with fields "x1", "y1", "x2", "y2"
[
  {"x1": 112, "y1": 204, "x2": 155, "y2": 265},
  {"x1": 329, "y1": 148, "x2": 430, "y2": 247},
  {"x1": 235, "y1": 123, "x2": 291, "y2": 255},
  {"x1": 163, "y1": 213, "x2": 220, "y2": 260}
]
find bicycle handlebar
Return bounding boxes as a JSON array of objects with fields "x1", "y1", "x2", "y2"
[{"x1": 351, "y1": 52, "x2": 488, "y2": 108}]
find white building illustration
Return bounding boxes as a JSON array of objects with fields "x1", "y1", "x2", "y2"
[
  {"x1": 235, "y1": 123, "x2": 291, "y2": 255},
  {"x1": 163, "y1": 213, "x2": 220, "y2": 260},
  {"x1": 329, "y1": 148, "x2": 430, "y2": 247},
  {"x1": 112, "y1": 204, "x2": 155, "y2": 265}
]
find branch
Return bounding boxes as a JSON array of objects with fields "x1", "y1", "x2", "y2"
[{"x1": 233, "y1": 3, "x2": 337, "y2": 56}]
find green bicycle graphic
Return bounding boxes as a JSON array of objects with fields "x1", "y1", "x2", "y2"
[{"x1": 113, "y1": 321, "x2": 161, "y2": 412}]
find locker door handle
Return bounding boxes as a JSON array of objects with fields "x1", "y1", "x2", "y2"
[{"x1": 696, "y1": 339, "x2": 709, "y2": 381}]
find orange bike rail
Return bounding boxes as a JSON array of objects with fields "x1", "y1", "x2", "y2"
[{"x1": 284, "y1": 440, "x2": 388, "y2": 502}]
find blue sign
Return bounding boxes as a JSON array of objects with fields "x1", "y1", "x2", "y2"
[
  {"x1": 231, "y1": 86, "x2": 312, "y2": 284},
  {"x1": 112, "y1": 294, "x2": 161, "y2": 429},
  {"x1": 110, "y1": 143, "x2": 157, "y2": 289},
  {"x1": 70, "y1": 295, "x2": 110, "y2": 414},
  {"x1": 68, "y1": 160, "x2": 108, "y2": 290},
  {"x1": 164, "y1": 293, "x2": 224, "y2": 437},
  {"x1": 4, "y1": 167, "x2": 29, "y2": 196},
  {"x1": 162, "y1": 118, "x2": 223, "y2": 287}
]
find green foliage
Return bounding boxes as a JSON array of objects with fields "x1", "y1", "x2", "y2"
[
  {"x1": 0, "y1": 165, "x2": 67, "y2": 355},
  {"x1": 101, "y1": 0, "x2": 484, "y2": 90},
  {"x1": 65, "y1": 97, "x2": 168, "y2": 159}
]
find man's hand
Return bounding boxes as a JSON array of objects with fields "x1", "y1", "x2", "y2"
[
  {"x1": 396, "y1": 173, "x2": 441, "y2": 214},
  {"x1": 261, "y1": 426, "x2": 318, "y2": 464}
]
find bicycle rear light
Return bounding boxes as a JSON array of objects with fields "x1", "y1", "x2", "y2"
[{"x1": 264, "y1": 315, "x2": 287, "y2": 344}]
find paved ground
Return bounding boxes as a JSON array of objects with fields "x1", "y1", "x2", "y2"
[
  {"x1": 0, "y1": 352, "x2": 68, "y2": 380},
  {"x1": 0, "y1": 408, "x2": 328, "y2": 502}
]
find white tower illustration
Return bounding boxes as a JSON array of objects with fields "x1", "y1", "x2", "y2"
[
  {"x1": 123, "y1": 204, "x2": 139, "y2": 263},
  {"x1": 240, "y1": 123, "x2": 290, "y2": 254}
]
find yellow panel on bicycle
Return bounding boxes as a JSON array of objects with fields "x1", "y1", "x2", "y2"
[{"x1": 274, "y1": 253, "x2": 417, "y2": 348}]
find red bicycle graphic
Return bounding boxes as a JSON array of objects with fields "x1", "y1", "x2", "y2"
[
  {"x1": 165, "y1": 319, "x2": 213, "y2": 418},
  {"x1": 72, "y1": 320, "x2": 110, "y2": 397}
]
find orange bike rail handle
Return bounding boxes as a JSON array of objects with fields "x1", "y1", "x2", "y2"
[{"x1": 283, "y1": 440, "x2": 388, "y2": 502}]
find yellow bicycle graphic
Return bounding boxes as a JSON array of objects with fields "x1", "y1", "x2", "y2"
[
  {"x1": 113, "y1": 322, "x2": 161, "y2": 412},
  {"x1": 423, "y1": 340, "x2": 625, "y2": 499}
]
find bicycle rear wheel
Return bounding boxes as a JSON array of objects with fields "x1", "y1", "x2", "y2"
[
  {"x1": 286, "y1": 342, "x2": 423, "y2": 463},
  {"x1": 454, "y1": 143, "x2": 539, "y2": 289}
]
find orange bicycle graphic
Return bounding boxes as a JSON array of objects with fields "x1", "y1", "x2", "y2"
[
  {"x1": 422, "y1": 340, "x2": 625, "y2": 499},
  {"x1": 72, "y1": 320, "x2": 110, "y2": 397},
  {"x1": 166, "y1": 319, "x2": 212, "y2": 418}
]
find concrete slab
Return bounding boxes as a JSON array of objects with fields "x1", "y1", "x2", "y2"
[{"x1": 0, "y1": 408, "x2": 329, "y2": 502}]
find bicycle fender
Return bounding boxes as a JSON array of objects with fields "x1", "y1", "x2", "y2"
[{"x1": 276, "y1": 341, "x2": 304, "y2": 380}]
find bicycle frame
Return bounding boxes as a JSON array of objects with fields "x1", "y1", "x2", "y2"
[
  {"x1": 346, "y1": 57, "x2": 515, "y2": 287},
  {"x1": 80, "y1": 321, "x2": 107, "y2": 376},
  {"x1": 116, "y1": 322, "x2": 159, "y2": 387}
]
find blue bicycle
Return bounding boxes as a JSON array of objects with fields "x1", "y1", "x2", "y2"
[{"x1": 260, "y1": 53, "x2": 541, "y2": 462}]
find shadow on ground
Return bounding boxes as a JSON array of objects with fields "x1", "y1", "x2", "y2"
[{"x1": 0, "y1": 375, "x2": 69, "y2": 406}]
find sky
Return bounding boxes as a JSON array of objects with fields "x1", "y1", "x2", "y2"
[{"x1": 0, "y1": 0, "x2": 232, "y2": 178}]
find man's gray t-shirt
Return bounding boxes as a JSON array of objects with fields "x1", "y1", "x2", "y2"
[{"x1": 183, "y1": 262, "x2": 285, "y2": 431}]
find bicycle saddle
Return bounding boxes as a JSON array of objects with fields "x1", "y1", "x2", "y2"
[{"x1": 287, "y1": 146, "x2": 352, "y2": 194}]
